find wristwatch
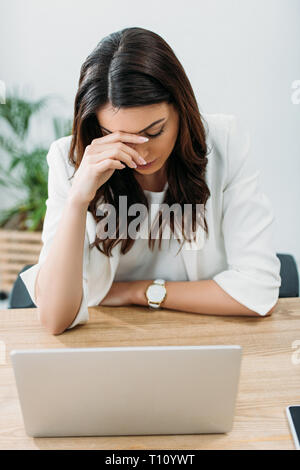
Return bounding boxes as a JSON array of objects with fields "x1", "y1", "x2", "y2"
[{"x1": 145, "y1": 279, "x2": 167, "y2": 309}]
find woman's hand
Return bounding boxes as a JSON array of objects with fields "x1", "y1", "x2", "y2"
[
  {"x1": 99, "y1": 281, "x2": 134, "y2": 307},
  {"x1": 69, "y1": 132, "x2": 149, "y2": 207}
]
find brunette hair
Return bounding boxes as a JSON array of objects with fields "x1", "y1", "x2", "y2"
[{"x1": 68, "y1": 27, "x2": 211, "y2": 257}]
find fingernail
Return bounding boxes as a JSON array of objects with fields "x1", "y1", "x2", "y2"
[
  {"x1": 138, "y1": 137, "x2": 149, "y2": 142},
  {"x1": 131, "y1": 161, "x2": 137, "y2": 168},
  {"x1": 138, "y1": 156, "x2": 147, "y2": 165}
]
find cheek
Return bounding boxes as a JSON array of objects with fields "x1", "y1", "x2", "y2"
[
  {"x1": 159, "y1": 136, "x2": 176, "y2": 159},
  {"x1": 152, "y1": 136, "x2": 174, "y2": 156}
]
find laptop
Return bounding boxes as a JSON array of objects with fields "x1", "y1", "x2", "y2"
[{"x1": 10, "y1": 345, "x2": 242, "y2": 437}]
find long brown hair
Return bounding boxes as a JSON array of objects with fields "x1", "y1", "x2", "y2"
[{"x1": 68, "y1": 27, "x2": 212, "y2": 257}]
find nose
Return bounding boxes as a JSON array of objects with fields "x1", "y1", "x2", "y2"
[{"x1": 127, "y1": 142, "x2": 148, "y2": 158}]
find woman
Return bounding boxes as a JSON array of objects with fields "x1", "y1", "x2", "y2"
[{"x1": 20, "y1": 27, "x2": 281, "y2": 335}]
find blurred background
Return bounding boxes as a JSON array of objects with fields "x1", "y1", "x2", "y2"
[{"x1": 0, "y1": 0, "x2": 299, "y2": 307}]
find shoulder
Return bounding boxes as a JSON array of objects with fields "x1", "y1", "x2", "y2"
[
  {"x1": 46, "y1": 134, "x2": 75, "y2": 178},
  {"x1": 201, "y1": 112, "x2": 237, "y2": 149},
  {"x1": 201, "y1": 112, "x2": 251, "y2": 189},
  {"x1": 200, "y1": 113, "x2": 235, "y2": 188},
  {"x1": 52, "y1": 134, "x2": 73, "y2": 152},
  {"x1": 201, "y1": 112, "x2": 250, "y2": 156},
  {"x1": 48, "y1": 134, "x2": 73, "y2": 161}
]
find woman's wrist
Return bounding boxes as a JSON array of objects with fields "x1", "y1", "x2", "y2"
[
  {"x1": 67, "y1": 193, "x2": 90, "y2": 212},
  {"x1": 130, "y1": 280, "x2": 152, "y2": 306}
]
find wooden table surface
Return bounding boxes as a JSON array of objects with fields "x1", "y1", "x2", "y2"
[{"x1": 1, "y1": 298, "x2": 300, "y2": 450}]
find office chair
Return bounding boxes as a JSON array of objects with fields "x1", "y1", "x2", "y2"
[
  {"x1": 7, "y1": 264, "x2": 37, "y2": 309},
  {"x1": 276, "y1": 253, "x2": 299, "y2": 298},
  {"x1": 7, "y1": 253, "x2": 300, "y2": 309}
]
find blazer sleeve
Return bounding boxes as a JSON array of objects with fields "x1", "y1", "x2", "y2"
[
  {"x1": 212, "y1": 115, "x2": 281, "y2": 316},
  {"x1": 19, "y1": 139, "x2": 90, "y2": 330}
]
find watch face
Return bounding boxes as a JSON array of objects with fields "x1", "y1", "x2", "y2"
[{"x1": 147, "y1": 284, "x2": 166, "y2": 302}]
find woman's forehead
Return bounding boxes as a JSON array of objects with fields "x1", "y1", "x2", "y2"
[{"x1": 96, "y1": 102, "x2": 170, "y2": 133}]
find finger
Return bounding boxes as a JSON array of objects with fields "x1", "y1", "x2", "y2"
[
  {"x1": 94, "y1": 158, "x2": 125, "y2": 172},
  {"x1": 89, "y1": 141, "x2": 147, "y2": 167},
  {"x1": 89, "y1": 149, "x2": 138, "y2": 169},
  {"x1": 92, "y1": 132, "x2": 149, "y2": 146}
]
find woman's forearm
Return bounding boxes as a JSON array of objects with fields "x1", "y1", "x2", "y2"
[
  {"x1": 130, "y1": 279, "x2": 276, "y2": 317},
  {"x1": 35, "y1": 196, "x2": 89, "y2": 334}
]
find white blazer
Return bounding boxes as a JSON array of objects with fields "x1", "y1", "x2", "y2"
[{"x1": 20, "y1": 113, "x2": 281, "y2": 329}]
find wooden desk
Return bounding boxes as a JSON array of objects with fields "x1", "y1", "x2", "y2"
[{"x1": 1, "y1": 298, "x2": 300, "y2": 450}]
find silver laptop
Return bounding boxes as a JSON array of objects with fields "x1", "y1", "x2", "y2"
[{"x1": 10, "y1": 345, "x2": 242, "y2": 437}]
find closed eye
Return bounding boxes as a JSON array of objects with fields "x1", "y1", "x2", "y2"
[
  {"x1": 101, "y1": 126, "x2": 165, "y2": 139},
  {"x1": 145, "y1": 127, "x2": 165, "y2": 138}
]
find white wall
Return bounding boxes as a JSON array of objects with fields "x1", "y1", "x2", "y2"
[{"x1": 1, "y1": 0, "x2": 300, "y2": 278}]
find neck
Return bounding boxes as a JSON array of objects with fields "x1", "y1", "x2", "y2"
[{"x1": 135, "y1": 166, "x2": 167, "y2": 192}]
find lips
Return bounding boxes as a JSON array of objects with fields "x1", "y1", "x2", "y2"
[{"x1": 136, "y1": 159, "x2": 156, "y2": 169}]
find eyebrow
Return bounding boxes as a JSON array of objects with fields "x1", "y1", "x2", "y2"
[{"x1": 99, "y1": 117, "x2": 167, "y2": 134}]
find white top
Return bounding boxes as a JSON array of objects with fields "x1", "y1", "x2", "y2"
[
  {"x1": 20, "y1": 113, "x2": 282, "y2": 329},
  {"x1": 114, "y1": 181, "x2": 189, "y2": 282}
]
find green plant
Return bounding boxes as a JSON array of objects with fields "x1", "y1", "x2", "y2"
[{"x1": 0, "y1": 87, "x2": 72, "y2": 231}]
